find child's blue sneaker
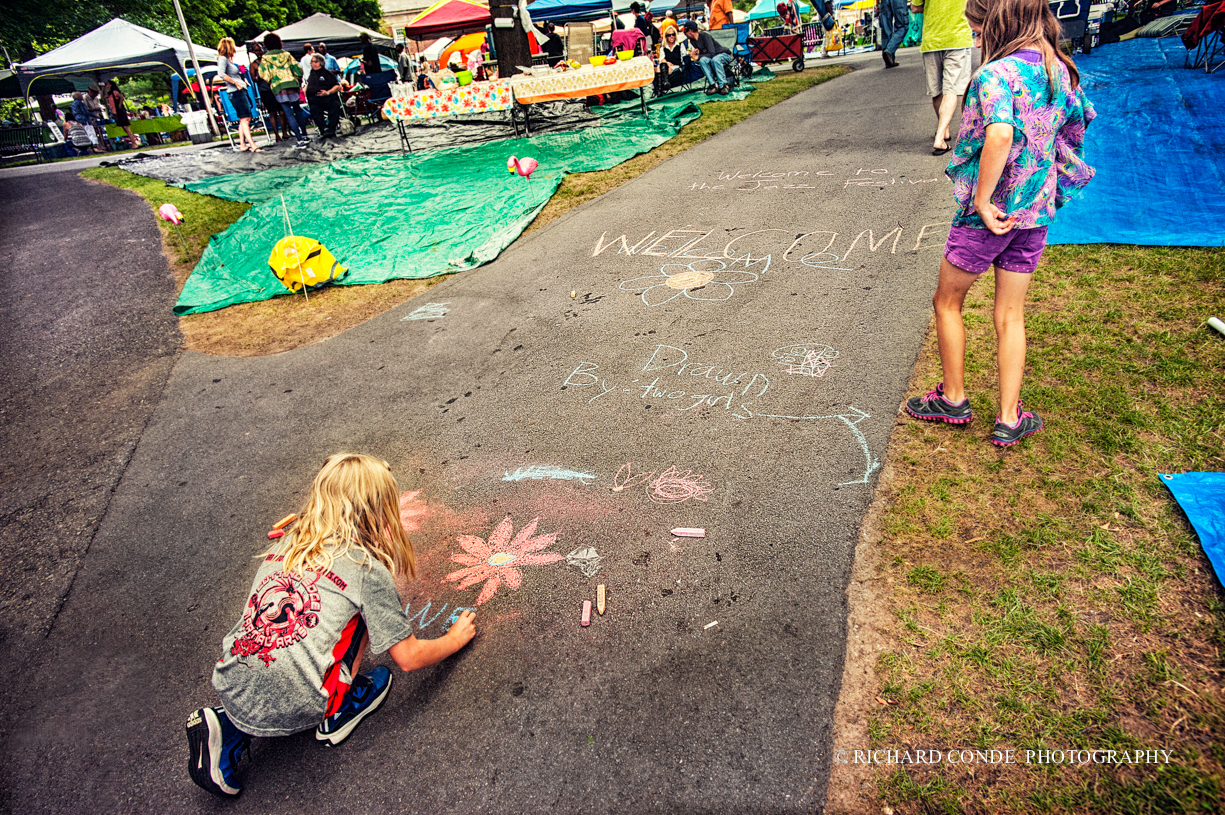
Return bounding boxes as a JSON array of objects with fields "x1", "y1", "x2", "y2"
[
  {"x1": 905, "y1": 382, "x2": 973, "y2": 425},
  {"x1": 992, "y1": 402, "x2": 1043, "y2": 446},
  {"x1": 186, "y1": 706, "x2": 250, "y2": 798},
  {"x1": 316, "y1": 666, "x2": 393, "y2": 747}
]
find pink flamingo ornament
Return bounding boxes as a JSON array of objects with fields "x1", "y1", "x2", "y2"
[
  {"x1": 507, "y1": 155, "x2": 538, "y2": 181},
  {"x1": 157, "y1": 203, "x2": 184, "y2": 224},
  {"x1": 157, "y1": 203, "x2": 189, "y2": 252}
]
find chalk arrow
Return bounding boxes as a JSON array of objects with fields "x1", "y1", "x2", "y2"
[{"x1": 754, "y1": 406, "x2": 881, "y2": 486}]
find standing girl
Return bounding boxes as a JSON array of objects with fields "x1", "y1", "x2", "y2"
[
  {"x1": 904, "y1": 0, "x2": 1095, "y2": 446},
  {"x1": 186, "y1": 454, "x2": 477, "y2": 798},
  {"x1": 105, "y1": 81, "x2": 139, "y2": 149},
  {"x1": 216, "y1": 37, "x2": 261, "y2": 152}
]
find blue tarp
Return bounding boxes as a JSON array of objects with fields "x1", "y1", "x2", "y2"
[
  {"x1": 1161, "y1": 473, "x2": 1225, "y2": 586},
  {"x1": 1047, "y1": 38, "x2": 1225, "y2": 247}
]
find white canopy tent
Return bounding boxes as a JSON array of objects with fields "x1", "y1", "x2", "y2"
[{"x1": 16, "y1": 18, "x2": 218, "y2": 101}]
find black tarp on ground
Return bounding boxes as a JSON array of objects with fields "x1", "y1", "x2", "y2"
[{"x1": 118, "y1": 101, "x2": 606, "y2": 185}]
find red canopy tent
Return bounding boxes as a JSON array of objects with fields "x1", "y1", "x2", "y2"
[{"x1": 402, "y1": 0, "x2": 493, "y2": 39}]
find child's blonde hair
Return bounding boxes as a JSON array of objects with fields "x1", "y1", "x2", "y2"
[
  {"x1": 965, "y1": 0, "x2": 1080, "y2": 93},
  {"x1": 271, "y1": 453, "x2": 416, "y2": 579}
]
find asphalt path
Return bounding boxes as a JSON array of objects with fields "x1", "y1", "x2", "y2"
[{"x1": 3, "y1": 55, "x2": 958, "y2": 813}]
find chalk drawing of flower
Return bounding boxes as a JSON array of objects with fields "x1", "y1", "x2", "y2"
[
  {"x1": 399, "y1": 490, "x2": 428, "y2": 534},
  {"x1": 443, "y1": 516, "x2": 564, "y2": 605},
  {"x1": 619, "y1": 259, "x2": 759, "y2": 307}
]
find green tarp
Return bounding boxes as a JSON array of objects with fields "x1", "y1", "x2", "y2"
[
  {"x1": 105, "y1": 115, "x2": 186, "y2": 137},
  {"x1": 173, "y1": 75, "x2": 774, "y2": 315}
]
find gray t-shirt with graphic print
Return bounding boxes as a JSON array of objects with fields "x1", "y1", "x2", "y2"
[{"x1": 212, "y1": 550, "x2": 412, "y2": 737}]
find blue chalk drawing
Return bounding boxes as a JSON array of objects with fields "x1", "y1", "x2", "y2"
[
  {"x1": 404, "y1": 599, "x2": 477, "y2": 632},
  {"x1": 502, "y1": 465, "x2": 598, "y2": 484},
  {"x1": 754, "y1": 406, "x2": 881, "y2": 486},
  {"x1": 403, "y1": 302, "x2": 451, "y2": 321}
]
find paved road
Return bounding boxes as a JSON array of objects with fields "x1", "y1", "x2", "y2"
[
  {"x1": 2, "y1": 57, "x2": 956, "y2": 813},
  {"x1": 0, "y1": 171, "x2": 182, "y2": 678}
]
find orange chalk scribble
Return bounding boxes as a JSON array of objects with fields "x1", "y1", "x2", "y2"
[{"x1": 612, "y1": 462, "x2": 714, "y2": 504}]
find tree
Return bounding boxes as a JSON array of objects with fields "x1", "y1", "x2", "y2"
[{"x1": 0, "y1": 0, "x2": 385, "y2": 66}]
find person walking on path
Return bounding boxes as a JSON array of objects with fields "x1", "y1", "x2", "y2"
[
  {"x1": 186, "y1": 453, "x2": 478, "y2": 798},
  {"x1": 261, "y1": 33, "x2": 310, "y2": 148},
  {"x1": 911, "y1": 0, "x2": 973, "y2": 154},
  {"x1": 904, "y1": 0, "x2": 1095, "y2": 446},
  {"x1": 216, "y1": 38, "x2": 262, "y2": 153},
  {"x1": 878, "y1": 0, "x2": 910, "y2": 67}
]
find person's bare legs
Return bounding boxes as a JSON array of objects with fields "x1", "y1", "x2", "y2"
[
  {"x1": 933, "y1": 93, "x2": 961, "y2": 150},
  {"x1": 993, "y1": 267, "x2": 1033, "y2": 425},
  {"x1": 932, "y1": 256, "x2": 980, "y2": 402}
]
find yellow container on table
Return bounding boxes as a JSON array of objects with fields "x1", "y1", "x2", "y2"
[
  {"x1": 456, "y1": 70, "x2": 473, "y2": 86},
  {"x1": 617, "y1": 50, "x2": 634, "y2": 60}
]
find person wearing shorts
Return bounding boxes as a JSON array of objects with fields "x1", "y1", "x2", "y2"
[
  {"x1": 944, "y1": 224, "x2": 1047, "y2": 275},
  {"x1": 910, "y1": 0, "x2": 974, "y2": 154}
]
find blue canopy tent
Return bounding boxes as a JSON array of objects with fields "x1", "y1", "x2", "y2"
[
  {"x1": 528, "y1": 0, "x2": 677, "y2": 24},
  {"x1": 528, "y1": 0, "x2": 617, "y2": 23}
]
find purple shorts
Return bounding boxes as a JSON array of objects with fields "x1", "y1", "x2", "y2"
[{"x1": 944, "y1": 224, "x2": 1049, "y2": 274}]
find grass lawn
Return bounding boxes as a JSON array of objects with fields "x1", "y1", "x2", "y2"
[
  {"x1": 853, "y1": 245, "x2": 1225, "y2": 814},
  {"x1": 81, "y1": 65, "x2": 847, "y2": 357}
]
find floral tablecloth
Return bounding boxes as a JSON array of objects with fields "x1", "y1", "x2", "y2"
[
  {"x1": 510, "y1": 57, "x2": 655, "y2": 105},
  {"x1": 382, "y1": 79, "x2": 514, "y2": 122}
]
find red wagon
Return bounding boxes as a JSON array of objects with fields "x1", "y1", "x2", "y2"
[{"x1": 747, "y1": 33, "x2": 805, "y2": 72}]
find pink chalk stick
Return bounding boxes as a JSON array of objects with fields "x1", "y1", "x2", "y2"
[
  {"x1": 581, "y1": 600, "x2": 592, "y2": 626},
  {"x1": 267, "y1": 528, "x2": 284, "y2": 540},
  {"x1": 671, "y1": 528, "x2": 705, "y2": 538}
]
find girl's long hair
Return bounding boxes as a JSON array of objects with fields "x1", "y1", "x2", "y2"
[
  {"x1": 965, "y1": 0, "x2": 1079, "y2": 92},
  {"x1": 217, "y1": 37, "x2": 236, "y2": 59},
  {"x1": 271, "y1": 453, "x2": 417, "y2": 579}
]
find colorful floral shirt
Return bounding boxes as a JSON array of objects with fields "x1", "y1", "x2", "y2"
[{"x1": 947, "y1": 49, "x2": 1096, "y2": 229}]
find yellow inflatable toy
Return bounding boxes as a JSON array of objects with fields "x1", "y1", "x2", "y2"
[{"x1": 268, "y1": 236, "x2": 348, "y2": 293}]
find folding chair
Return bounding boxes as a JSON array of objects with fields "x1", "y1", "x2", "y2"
[
  {"x1": 211, "y1": 81, "x2": 273, "y2": 150},
  {"x1": 611, "y1": 27, "x2": 648, "y2": 56},
  {"x1": 1183, "y1": 1, "x2": 1225, "y2": 72},
  {"x1": 723, "y1": 21, "x2": 756, "y2": 76},
  {"x1": 709, "y1": 28, "x2": 752, "y2": 85},
  {"x1": 567, "y1": 22, "x2": 596, "y2": 65},
  {"x1": 358, "y1": 70, "x2": 397, "y2": 123}
]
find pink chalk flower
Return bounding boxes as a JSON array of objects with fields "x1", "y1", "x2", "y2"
[
  {"x1": 399, "y1": 490, "x2": 427, "y2": 534},
  {"x1": 443, "y1": 516, "x2": 563, "y2": 605}
]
